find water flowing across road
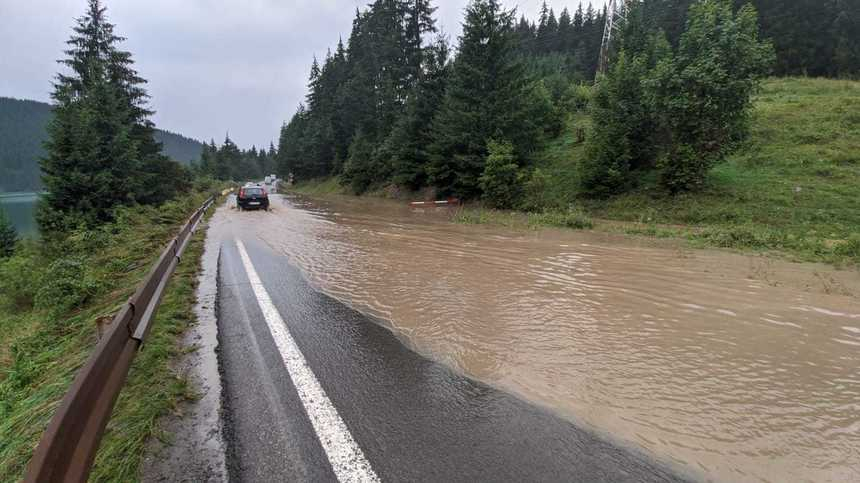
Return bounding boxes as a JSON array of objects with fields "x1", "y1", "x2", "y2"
[{"x1": 238, "y1": 193, "x2": 859, "y2": 482}]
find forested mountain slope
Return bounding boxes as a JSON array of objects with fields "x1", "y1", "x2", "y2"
[{"x1": 0, "y1": 97, "x2": 204, "y2": 192}]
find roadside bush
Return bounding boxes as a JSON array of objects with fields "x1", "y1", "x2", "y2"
[
  {"x1": 34, "y1": 257, "x2": 100, "y2": 314},
  {"x1": 526, "y1": 80, "x2": 565, "y2": 139},
  {"x1": 834, "y1": 235, "x2": 860, "y2": 261},
  {"x1": 0, "y1": 248, "x2": 43, "y2": 309},
  {"x1": 36, "y1": 200, "x2": 89, "y2": 239},
  {"x1": 531, "y1": 209, "x2": 594, "y2": 230},
  {"x1": 479, "y1": 139, "x2": 524, "y2": 209},
  {"x1": 0, "y1": 208, "x2": 17, "y2": 258},
  {"x1": 192, "y1": 175, "x2": 220, "y2": 194},
  {"x1": 580, "y1": 53, "x2": 648, "y2": 197},
  {"x1": 520, "y1": 168, "x2": 559, "y2": 212},
  {"x1": 657, "y1": 144, "x2": 712, "y2": 193},
  {"x1": 342, "y1": 130, "x2": 379, "y2": 195}
]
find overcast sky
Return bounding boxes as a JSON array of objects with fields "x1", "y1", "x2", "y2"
[{"x1": 1, "y1": 0, "x2": 598, "y2": 148}]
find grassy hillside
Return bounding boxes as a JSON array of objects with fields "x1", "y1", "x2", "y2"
[
  {"x1": 562, "y1": 77, "x2": 860, "y2": 264},
  {"x1": 0, "y1": 97, "x2": 205, "y2": 192},
  {"x1": 0, "y1": 193, "x2": 213, "y2": 481}
]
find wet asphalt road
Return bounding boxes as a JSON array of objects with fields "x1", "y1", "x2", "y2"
[{"x1": 216, "y1": 217, "x2": 686, "y2": 482}]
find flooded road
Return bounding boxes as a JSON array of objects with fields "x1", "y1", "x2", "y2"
[{"x1": 242, "y1": 193, "x2": 859, "y2": 482}]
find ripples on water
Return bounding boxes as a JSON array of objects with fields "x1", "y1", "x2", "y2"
[{"x1": 236, "y1": 194, "x2": 860, "y2": 482}]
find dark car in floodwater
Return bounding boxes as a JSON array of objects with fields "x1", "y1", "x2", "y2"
[{"x1": 237, "y1": 186, "x2": 269, "y2": 211}]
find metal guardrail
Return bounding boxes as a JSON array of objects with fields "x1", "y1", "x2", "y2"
[{"x1": 24, "y1": 196, "x2": 216, "y2": 483}]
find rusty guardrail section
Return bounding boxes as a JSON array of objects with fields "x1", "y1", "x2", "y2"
[{"x1": 24, "y1": 196, "x2": 216, "y2": 483}]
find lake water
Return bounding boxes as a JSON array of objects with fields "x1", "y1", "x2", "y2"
[{"x1": 0, "y1": 192, "x2": 39, "y2": 237}]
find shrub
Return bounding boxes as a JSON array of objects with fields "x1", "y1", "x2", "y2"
[
  {"x1": 0, "y1": 208, "x2": 17, "y2": 258},
  {"x1": 580, "y1": 53, "x2": 649, "y2": 197},
  {"x1": 0, "y1": 248, "x2": 43, "y2": 309},
  {"x1": 657, "y1": 144, "x2": 712, "y2": 193},
  {"x1": 34, "y1": 257, "x2": 100, "y2": 314},
  {"x1": 650, "y1": 0, "x2": 775, "y2": 192},
  {"x1": 532, "y1": 209, "x2": 594, "y2": 230},
  {"x1": 834, "y1": 235, "x2": 860, "y2": 261},
  {"x1": 520, "y1": 168, "x2": 558, "y2": 212},
  {"x1": 523, "y1": 80, "x2": 564, "y2": 140},
  {"x1": 582, "y1": 0, "x2": 773, "y2": 196},
  {"x1": 479, "y1": 139, "x2": 524, "y2": 209},
  {"x1": 341, "y1": 130, "x2": 379, "y2": 195}
]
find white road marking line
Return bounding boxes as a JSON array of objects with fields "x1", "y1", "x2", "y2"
[{"x1": 236, "y1": 239, "x2": 380, "y2": 483}]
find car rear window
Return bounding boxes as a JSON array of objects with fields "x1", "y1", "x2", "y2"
[{"x1": 244, "y1": 187, "x2": 263, "y2": 195}]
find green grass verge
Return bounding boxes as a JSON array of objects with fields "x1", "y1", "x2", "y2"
[
  {"x1": 0, "y1": 193, "x2": 213, "y2": 482},
  {"x1": 453, "y1": 207, "x2": 594, "y2": 230},
  {"x1": 289, "y1": 177, "x2": 346, "y2": 196}
]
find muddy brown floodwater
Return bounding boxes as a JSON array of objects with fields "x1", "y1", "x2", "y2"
[{"x1": 239, "y1": 193, "x2": 860, "y2": 482}]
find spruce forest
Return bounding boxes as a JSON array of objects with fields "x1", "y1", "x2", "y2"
[{"x1": 272, "y1": 0, "x2": 860, "y2": 205}]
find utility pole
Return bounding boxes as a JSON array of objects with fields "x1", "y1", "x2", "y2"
[{"x1": 597, "y1": 0, "x2": 630, "y2": 78}]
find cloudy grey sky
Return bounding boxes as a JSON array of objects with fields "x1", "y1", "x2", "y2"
[{"x1": 1, "y1": 0, "x2": 597, "y2": 148}]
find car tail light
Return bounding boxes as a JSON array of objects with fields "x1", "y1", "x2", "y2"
[{"x1": 239, "y1": 188, "x2": 245, "y2": 198}]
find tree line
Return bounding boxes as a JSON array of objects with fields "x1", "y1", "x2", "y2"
[
  {"x1": 626, "y1": 1, "x2": 859, "y2": 78},
  {"x1": 277, "y1": 0, "x2": 568, "y2": 198},
  {"x1": 274, "y1": 0, "x2": 786, "y2": 205},
  {"x1": 196, "y1": 137, "x2": 277, "y2": 182}
]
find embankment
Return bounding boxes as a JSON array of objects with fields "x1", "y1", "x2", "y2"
[{"x1": 0, "y1": 192, "x2": 214, "y2": 482}]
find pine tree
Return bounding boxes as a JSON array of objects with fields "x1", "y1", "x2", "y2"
[
  {"x1": 515, "y1": 16, "x2": 536, "y2": 54},
  {"x1": 545, "y1": 9, "x2": 559, "y2": 52},
  {"x1": 558, "y1": 8, "x2": 573, "y2": 52},
  {"x1": 329, "y1": 39, "x2": 351, "y2": 167},
  {"x1": 404, "y1": 0, "x2": 438, "y2": 89},
  {"x1": 305, "y1": 57, "x2": 322, "y2": 110},
  {"x1": 215, "y1": 135, "x2": 240, "y2": 181},
  {"x1": 537, "y1": 2, "x2": 552, "y2": 52},
  {"x1": 0, "y1": 207, "x2": 17, "y2": 258},
  {"x1": 199, "y1": 139, "x2": 217, "y2": 176},
  {"x1": 573, "y1": 3, "x2": 584, "y2": 31},
  {"x1": 340, "y1": 10, "x2": 379, "y2": 148},
  {"x1": 342, "y1": 128, "x2": 378, "y2": 194},
  {"x1": 384, "y1": 37, "x2": 451, "y2": 189},
  {"x1": 39, "y1": 0, "x2": 184, "y2": 232},
  {"x1": 479, "y1": 139, "x2": 523, "y2": 209},
  {"x1": 427, "y1": 0, "x2": 535, "y2": 198},
  {"x1": 303, "y1": 54, "x2": 335, "y2": 175},
  {"x1": 580, "y1": 53, "x2": 648, "y2": 197},
  {"x1": 276, "y1": 108, "x2": 310, "y2": 179}
]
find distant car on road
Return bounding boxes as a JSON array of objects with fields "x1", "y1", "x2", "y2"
[{"x1": 237, "y1": 185, "x2": 269, "y2": 211}]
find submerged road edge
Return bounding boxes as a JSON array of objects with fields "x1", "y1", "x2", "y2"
[{"x1": 141, "y1": 203, "x2": 229, "y2": 482}]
